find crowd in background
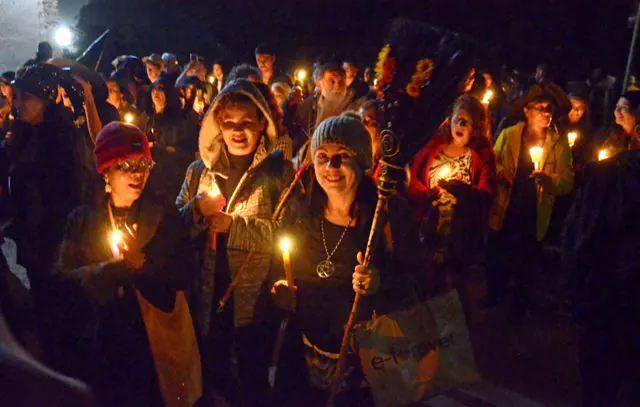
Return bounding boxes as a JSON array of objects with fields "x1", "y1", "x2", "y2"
[{"x1": 0, "y1": 37, "x2": 638, "y2": 407}]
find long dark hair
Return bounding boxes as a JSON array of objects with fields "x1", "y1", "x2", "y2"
[{"x1": 303, "y1": 169, "x2": 378, "y2": 237}]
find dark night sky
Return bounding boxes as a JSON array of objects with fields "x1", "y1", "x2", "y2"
[{"x1": 68, "y1": 0, "x2": 640, "y2": 81}]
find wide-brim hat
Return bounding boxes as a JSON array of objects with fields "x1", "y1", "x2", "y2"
[{"x1": 509, "y1": 83, "x2": 571, "y2": 119}]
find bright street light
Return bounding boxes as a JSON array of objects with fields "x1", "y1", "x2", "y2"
[{"x1": 54, "y1": 26, "x2": 73, "y2": 48}]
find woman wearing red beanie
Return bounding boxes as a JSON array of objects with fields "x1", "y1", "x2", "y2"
[{"x1": 54, "y1": 122, "x2": 201, "y2": 407}]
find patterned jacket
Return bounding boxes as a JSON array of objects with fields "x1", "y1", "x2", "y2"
[{"x1": 176, "y1": 79, "x2": 294, "y2": 337}]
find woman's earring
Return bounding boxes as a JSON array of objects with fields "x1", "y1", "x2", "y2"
[{"x1": 105, "y1": 183, "x2": 112, "y2": 193}]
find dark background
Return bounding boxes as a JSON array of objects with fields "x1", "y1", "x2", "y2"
[{"x1": 68, "y1": 0, "x2": 637, "y2": 81}]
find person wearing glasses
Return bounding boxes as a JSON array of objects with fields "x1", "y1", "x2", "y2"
[
  {"x1": 407, "y1": 94, "x2": 496, "y2": 306},
  {"x1": 55, "y1": 122, "x2": 196, "y2": 406},
  {"x1": 486, "y1": 85, "x2": 574, "y2": 324}
]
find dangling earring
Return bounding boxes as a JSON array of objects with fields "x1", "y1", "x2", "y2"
[{"x1": 105, "y1": 183, "x2": 112, "y2": 193}]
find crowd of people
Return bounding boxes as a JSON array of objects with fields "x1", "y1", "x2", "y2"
[{"x1": 0, "y1": 37, "x2": 638, "y2": 407}]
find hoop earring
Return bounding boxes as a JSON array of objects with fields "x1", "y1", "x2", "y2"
[{"x1": 105, "y1": 183, "x2": 112, "y2": 194}]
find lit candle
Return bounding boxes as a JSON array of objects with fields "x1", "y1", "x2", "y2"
[
  {"x1": 529, "y1": 146, "x2": 544, "y2": 171},
  {"x1": 481, "y1": 89, "x2": 494, "y2": 105},
  {"x1": 567, "y1": 131, "x2": 578, "y2": 148},
  {"x1": 280, "y1": 237, "x2": 294, "y2": 286},
  {"x1": 598, "y1": 149, "x2": 610, "y2": 161},
  {"x1": 208, "y1": 180, "x2": 227, "y2": 251},
  {"x1": 295, "y1": 69, "x2": 307, "y2": 83},
  {"x1": 436, "y1": 164, "x2": 452, "y2": 182},
  {"x1": 124, "y1": 112, "x2": 135, "y2": 124},
  {"x1": 109, "y1": 230, "x2": 124, "y2": 258},
  {"x1": 208, "y1": 75, "x2": 215, "y2": 84}
]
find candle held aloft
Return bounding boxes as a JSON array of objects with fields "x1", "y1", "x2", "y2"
[
  {"x1": 124, "y1": 113, "x2": 135, "y2": 124},
  {"x1": 529, "y1": 146, "x2": 544, "y2": 171},
  {"x1": 567, "y1": 131, "x2": 578, "y2": 148},
  {"x1": 598, "y1": 149, "x2": 610, "y2": 161},
  {"x1": 481, "y1": 89, "x2": 494, "y2": 105},
  {"x1": 295, "y1": 69, "x2": 307, "y2": 83}
]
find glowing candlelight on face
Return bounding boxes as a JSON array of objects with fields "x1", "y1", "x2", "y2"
[
  {"x1": 529, "y1": 146, "x2": 544, "y2": 171},
  {"x1": 295, "y1": 69, "x2": 307, "y2": 83},
  {"x1": 280, "y1": 237, "x2": 294, "y2": 286},
  {"x1": 598, "y1": 149, "x2": 610, "y2": 161},
  {"x1": 567, "y1": 131, "x2": 578, "y2": 148},
  {"x1": 481, "y1": 89, "x2": 494, "y2": 105},
  {"x1": 109, "y1": 230, "x2": 123, "y2": 258},
  {"x1": 124, "y1": 112, "x2": 135, "y2": 124},
  {"x1": 437, "y1": 164, "x2": 452, "y2": 181}
]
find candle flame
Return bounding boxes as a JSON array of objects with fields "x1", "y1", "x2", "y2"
[
  {"x1": 598, "y1": 149, "x2": 610, "y2": 161},
  {"x1": 296, "y1": 69, "x2": 307, "y2": 83},
  {"x1": 567, "y1": 131, "x2": 578, "y2": 148},
  {"x1": 109, "y1": 230, "x2": 123, "y2": 257},
  {"x1": 481, "y1": 89, "x2": 494, "y2": 105},
  {"x1": 437, "y1": 164, "x2": 452, "y2": 180},
  {"x1": 209, "y1": 181, "x2": 221, "y2": 197},
  {"x1": 124, "y1": 113, "x2": 135, "y2": 124},
  {"x1": 529, "y1": 146, "x2": 544, "y2": 170},
  {"x1": 280, "y1": 237, "x2": 292, "y2": 253},
  {"x1": 208, "y1": 75, "x2": 215, "y2": 84}
]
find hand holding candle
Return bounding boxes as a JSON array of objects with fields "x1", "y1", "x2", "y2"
[
  {"x1": 280, "y1": 237, "x2": 294, "y2": 287},
  {"x1": 109, "y1": 229, "x2": 125, "y2": 258},
  {"x1": 529, "y1": 146, "x2": 544, "y2": 171},
  {"x1": 598, "y1": 148, "x2": 610, "y2": 161}
]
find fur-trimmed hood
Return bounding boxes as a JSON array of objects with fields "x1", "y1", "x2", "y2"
[{"x1": 198, "y1": 79, "x2": 279, "y2": 173}]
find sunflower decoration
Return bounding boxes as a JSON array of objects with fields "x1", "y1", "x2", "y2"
[{"x1": 405, "y1": 58, "x2": 435, "y2": 98}]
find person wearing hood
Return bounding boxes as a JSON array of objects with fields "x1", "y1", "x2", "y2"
[
  {"x1": 7, "y1": 64, "x2": 82, "y2": 299},
  {"x1": 486, "y1": 85, "x2": 574, "y2": 323},
  {"x1": 563, "y1": 150, "x2": 640, "y2": 406},
  {"x1": 55, "y1": 122, "x2": 199, "y2": 406},
  {"x1": 144, "y1": 81, "x2": 199, "y2": 206},
  {"x1": 176, "y1": 79, "x2": 294, "y2": 406}
]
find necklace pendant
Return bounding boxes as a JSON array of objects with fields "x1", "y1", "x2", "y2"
[{"x1": 316, "y1": 259, "x2": 335, "y2": 279}]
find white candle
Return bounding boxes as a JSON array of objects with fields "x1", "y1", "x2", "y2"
[{"x1": 529, "y1": 147, "x2": 544, "y2": 171}]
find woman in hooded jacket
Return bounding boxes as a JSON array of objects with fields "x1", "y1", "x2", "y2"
[
  {"x1": 55, "y1": 122, "x2": 197, "y2": 406},
  {"x1": 145, "y1": 81, "x2": 199, "y2": 206},
  {"x1": 176, "y1": 78, "x2": 294, "y2": 406}
]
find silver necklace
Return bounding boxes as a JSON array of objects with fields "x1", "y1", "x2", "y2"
[{"x1": 317, "y1": 216, "x2": 352, "y2": 279}]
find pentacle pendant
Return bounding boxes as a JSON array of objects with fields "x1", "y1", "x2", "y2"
[{"x1": 316, "y1": 259, "x2": 335, "y2": 279}]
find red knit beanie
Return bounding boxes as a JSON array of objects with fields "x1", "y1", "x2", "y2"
[{"x1": 94, "y1": 122, "x2": 152, "y2": 174}]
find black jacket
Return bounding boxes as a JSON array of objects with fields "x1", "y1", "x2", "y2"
[
  {"x1": 54, "y1": 195, "x2": 193, "y2": 406},
  {"x1": 563, "y1": 150, "x2": 640, "y2": 325}
]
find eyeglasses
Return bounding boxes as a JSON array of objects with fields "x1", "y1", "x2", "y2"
[
  {"x1": 615, "y1": 105, "x2": 631, "y2": 114},
  {"x1": 528, "y1": 105, "x2": 554, "y2": 114},
  {"x1": 113, "y1": 159, "x2": 155, "y2": 173}
]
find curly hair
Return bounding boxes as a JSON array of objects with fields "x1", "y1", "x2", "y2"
[{"x1": 448, "y1": 93, "x2": 490, "y2": 144}]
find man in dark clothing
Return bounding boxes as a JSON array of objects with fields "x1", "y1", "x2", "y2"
[
  {"x1": 22, "y1": 42, "x2": 54, "y2": 67},
  {"x1": 284, "y1": 61, "x2": 352, "y2": 161},
  {"x1": 564, "y1": 150, "x2": 640, "y2": 406},
  {"x1": 343, "y1": 60, "x2": 370, "y2": 100},
  {"x1": 255, "y1": 43, "x2": 291, "y2": 86}
]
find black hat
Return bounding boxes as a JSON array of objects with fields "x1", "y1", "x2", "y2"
[
  {"x1": 12, "y1": 64, "x2": 62, "y2": 101},
  {"x1": 0, "y1": 71, "x2": 15, "y2": 85},
  {"x1": 509, "y1": 84, "x2": 571, "y2": 118}
]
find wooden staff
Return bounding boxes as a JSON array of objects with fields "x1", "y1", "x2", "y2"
[
  {"x1": 216, "y1": 164, "x2": 309, "y2": 314},
  {"x1": 325, "y1": 193, "x2": 388, "y2": 406}
]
